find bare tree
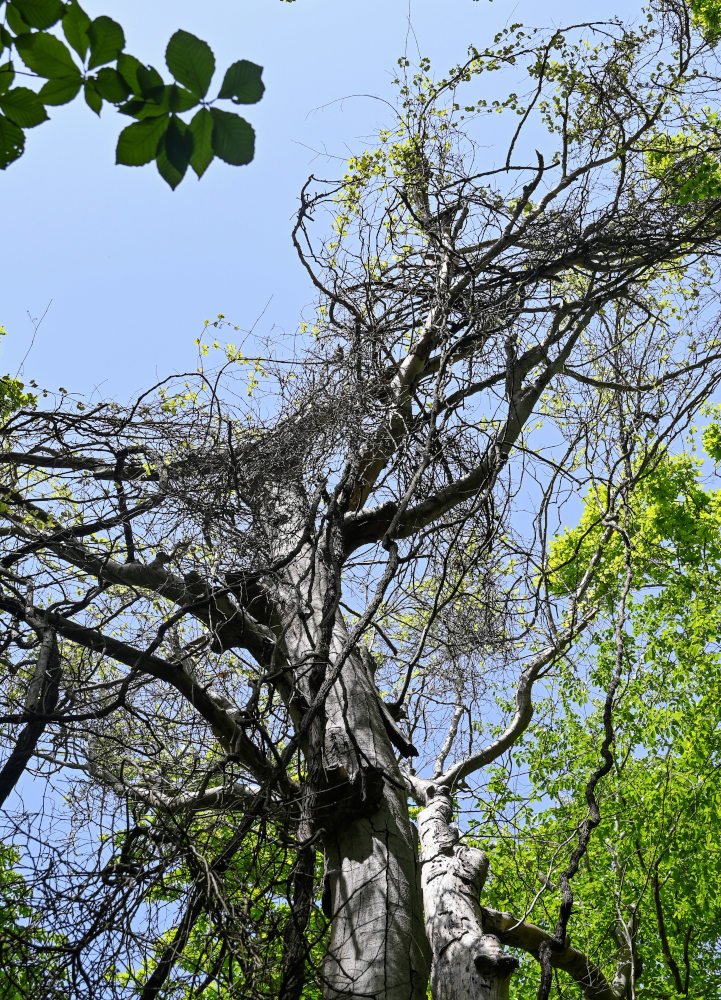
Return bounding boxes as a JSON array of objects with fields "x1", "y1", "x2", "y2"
[{"x1": 3, "y1": 7, "x2": 721, "y2": 999}]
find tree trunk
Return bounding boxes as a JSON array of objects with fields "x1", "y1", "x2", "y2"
[
  {"x1": 418, "y1": 792, "x2": 519, "y2": 1000},
  {"x1": 278, "y1": 543, "x2": 430, "y2": 999},
  {"x1": 320, "y1": 649, "x2": 429, "y2": 999}
]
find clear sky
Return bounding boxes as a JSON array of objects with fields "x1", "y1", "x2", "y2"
[{"x1": 2, "y1": 0, "x2": 643, "y2": 401}]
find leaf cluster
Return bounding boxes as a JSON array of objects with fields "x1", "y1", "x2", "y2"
[{"x1": 0, "y1": 0, "x2": 264, "y2": 186}]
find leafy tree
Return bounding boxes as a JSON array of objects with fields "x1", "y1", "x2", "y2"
[
  {"x1": 0, "y1": 0, "x2": 265, "y2": 186},
  {"x1": 479, "y1": 439, "x2": 721, "y2": 997},
  {"x1": 3, "y1": 4, "x2": 721, "y2": 999}
]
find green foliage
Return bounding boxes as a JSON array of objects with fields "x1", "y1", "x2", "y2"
[
  {"x1": 0, "y1": 0, "x2": 266, "y2": 187},
  {"x1": 688, "y1": 0, "x2": 721, "y2": 41},
  {"x1": 481, "y1": 433, "x2": 721, "y2": 997},
  {"x1": 0, "y1": 325, "x2": 36, "y2": 418},
  {"x1": 548, "y1": 446, "x2": 721, "y2": 600},
  {"x1": 0, "y1": 843, "x2": 67, "y2": 998}
]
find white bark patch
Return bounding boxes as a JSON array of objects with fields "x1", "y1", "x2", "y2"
[{"x1": 419, "y1": 794, "x2": 518, "y2": 1000}]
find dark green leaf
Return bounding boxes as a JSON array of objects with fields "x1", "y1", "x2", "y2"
[
  {"x1": 83, "y1": 78, "x2": 101, "y2": 115},
  {"x1": 5, "y1": 4, "x2": 31, "y2": 34},
  {"x1": 165, "y1": 29, "x2": 215, "y2": 98},
  {"x1": 168, "y1": 84, "x2": 197, "y2": 112},
  {"x1": 0, "y1": 63, "x2": 15, "y2": 95},
  {"x1": 117, "y1": 53, "x2": 143, "y2": 94},
  {"x1": 210, "y1": 108, "x2": 254, "y2": 165},
  {"x1": 0, "y1": 26, "x2": 14, "y2": 50},
  {"x1": 0, "y1": 86, "x2": 48, "y2": 127},
  {"x1": 136, "y1": 64, "x2": 163, "y2": 97},
  {"x1": 62, "y1": 0, "x2": 91, "y2": 61},
  {"x1": 39, "y1": 74, "x2": 81, "y2": 105},
  {"x1": 15, "y1": 32, "x2": 78, "y2": 77},
  {"x1": 156, "y1": 141, "x2": 184, "y2": 189},
  {"x1": 164, "y1": 114, "x2": 192, "y2": 175},
  {"x1": 117, "y1": 83, "x2": 196, "y2": 120},
  {"x1": 0, "y1": 113, "x2": 24, "y2": 168},
  {"x1": 116, "y1": 114, "x2": 168, "y2": 166},
  {"x1": 189, "y1": 106, "x2": 213, "y2": 177},
  {"x1": 94, "y1": 67, "x2": 130, "y2": 103},
  {"x1": 116, "y1": 97, "x2": 147, "y2": 118},
  {"x1": 87, "y1": 15, "x2": 124, "y2": 70},
  {"x1": 10, "y1": 0, "x2": 64, "y2": 30},
  {"x1": 217, "y1": 60, "x2": 264, "y2": 104}
]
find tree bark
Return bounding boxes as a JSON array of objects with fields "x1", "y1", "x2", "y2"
[
  {"x1": 418, "y1": 792, "x2": 518, "y2": 1000},
  {"x1": 320, "y1": 653, "x2": 429, "y2": 999},
  {"x1": 277, "y1": 543, "x2": 430, "y2": 999}
]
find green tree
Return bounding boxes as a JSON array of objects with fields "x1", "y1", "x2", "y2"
[{"x1": 477, "y1": 438, "x2": 721, "y2": 997}]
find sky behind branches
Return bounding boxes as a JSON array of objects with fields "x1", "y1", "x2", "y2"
[{"x1": 3, "y1": 0, "x2": 640, "y2": 400}]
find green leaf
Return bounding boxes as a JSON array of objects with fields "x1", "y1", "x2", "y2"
[
  {"x1": 62, "y1": 0, "x2": 91, "y2": 61},
  {"x1": 118, "y1": 84, "x2": 196, "y2": 120},
  {"x1": 156, "y1": 140, "x2": 184, "y2": 189},
  {"x1": 15, "y1": 32, "x2": 79, "y2": 77},
  {"x1": 117, "y1": 53, "x2": 143, "y2": 95},
  {"x1": 210, "y1": 108, "x2": 254, "y2": 165},
  {"x1": 39, "y1": 74, "x2": 81, "y2": 105},
  {"x1": 168, "y1": 84, "x2": 197, "y2": 113},
  {"x1": 87, "y1": 15, "x2": 124, "y2": 70},
  {"x1": 5, "y1": 4, "x2": 31, "y2": 35},
  {"x1": 84, "y1": 78, "x2": 101, "y2": 115},
  {"x1": 116, "y1": 114, "x2": 168, "y2": 166},
  {"x1": 189, "y1": 106, "x2": 213, "y2": 177},
  {"x1": 0, "y1": 86, "x2": 48, "y2": 127},
  {"x1": 136, "y1": 64, "x2": 163, "y2": 97},
  {"x1": 163, "y1": 114, "x2": 192, "y2": 177},
  {"x1": 94, "y1": 67, "x2": 130, "y2": 103},
  {"x1": 10, "y1": 0, "x2": 63, "y2": 30},
  {"x1": 165, "y1": 29, "x2": 215, "y2": 98},
  {"x1": 217, "y1": 60, "x2": 264, "y2": 104},
  {"x1": 0, "y1": 63, "x2": 15, "y2": 95},
  {"x1": 0, "y1": 113, "x2": 24, "y2": 168}
]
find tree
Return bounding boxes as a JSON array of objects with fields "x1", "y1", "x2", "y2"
[
  {"x1": 2, "y1": 4, "x2": 721, "y2": 998},
  {"x1": 480, "y1": 438, "x2": 721, "y2": 998},
  {"x1": 0, "y1": 0, "x2": 266, "y2": 187}
]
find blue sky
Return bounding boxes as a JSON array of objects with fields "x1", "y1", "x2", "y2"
[{"x1": 2, "y1": 0, "x2": 642, "y2": 401}]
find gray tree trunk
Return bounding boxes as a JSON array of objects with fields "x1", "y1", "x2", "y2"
[
  {"x1": 279, "y1": 543, "x2": 430, "y2": 999},
  {"x1": 418, "y1": 792, "x2": 519, "y2": 1000}
]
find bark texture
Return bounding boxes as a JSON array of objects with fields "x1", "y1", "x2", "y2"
[
  {"x1": 418, "y1": 792, "x2": 518, "y2": 1000},
  {"x1": 279, "y1": 545, "x2": 430, "y2": 999}
]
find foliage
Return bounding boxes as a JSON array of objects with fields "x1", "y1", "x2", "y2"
[
  {"x1": 480, "y1": 432, "x2": 721, "y2": 996},
  {"x1": 0, "y1": 325, "x2": 36, "y2": 418},
  {"x1": 0, "y1": 0, "x2": 265, "y2": 186},
  {"x1": 0, "y1": 844, "x2": 67, "y2": 998}
]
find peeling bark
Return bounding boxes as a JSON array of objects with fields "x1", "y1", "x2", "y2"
[{"x1": 418, "y1": 792, "x2": 518, "y2": 1000}]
